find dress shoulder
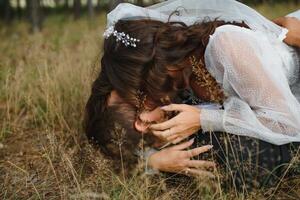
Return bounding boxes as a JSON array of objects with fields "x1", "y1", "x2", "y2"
[
  {"x1": 207, "y1": 24, "x2": 263, "y2": 47},
  {"x1": 204, "y1": 24, "x2": 265, "y2": 87}
]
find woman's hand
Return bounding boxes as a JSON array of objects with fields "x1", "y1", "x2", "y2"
[
  {"x1": 273, "y1": 17, "x2": 300, "y2": 47},
  {"x1": 148, "y1": 139, "x2": 215, "y2": 177},
  {"x1": 150, "y1": 104, "x2": 201, "y2": 144}
]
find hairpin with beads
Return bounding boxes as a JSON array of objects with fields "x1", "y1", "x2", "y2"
[{"x1": 103, "y1": 25, "x2": 140, "y2": 48}]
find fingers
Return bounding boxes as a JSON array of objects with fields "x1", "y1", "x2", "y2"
[
  {"x1": 273, "y1": 17, "x2": 286, "y2": 26},
  {"x1": 160, "y1": 104, "x2": 187, "y2": 112},
  {"x1": 154, "y1": 127, "x2": 181, "y2": 139},
  {"x1": 185, "y1": 160, "x2": 216, "y2": 169},
  {"x1": 172, "y1": 136, "x2": 184, "y2": 144},
  {"x1": 150, "y1": 117, "x2": 177, "y2": 131},
  {"x1": 183, "y1": 168, "x2": 215, "y2": 179},
  {"x1": 185, "y1": 145, "x2": 213, "y2": 158},
  {"x1": 167, "y1": 127, "x2": 199, "y2": 143},
  {"x1": 171, "y1": 138, "x2": 194, "y2": 150},
  {"x1": 167, "y1": 133, "x2": 180, "y2": 143},
  {"x1": 153, "y1": 123, "x2": 193, "y2": 139}
]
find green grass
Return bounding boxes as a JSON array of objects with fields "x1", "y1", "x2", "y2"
[
  {"x1": 0, "y1": 2, "x2": 300, "y2": 199},
  {"x1": 255, "y1": 2, "x2": 300, "y2": 19}
]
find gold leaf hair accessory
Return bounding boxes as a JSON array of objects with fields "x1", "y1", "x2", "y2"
[
  {"x1": 189, "y1": 56, "x2": 226, "y2": 103},
  {"x1": 135, "y1": 90, "x2": 147, "y2": 114}
]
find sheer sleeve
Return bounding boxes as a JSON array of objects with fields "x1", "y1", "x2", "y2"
[{"x1": 200, "y1": 25, "x2": 300, "y2": 145}]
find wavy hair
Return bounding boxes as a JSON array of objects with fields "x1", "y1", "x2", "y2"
[{"x1": 85, "y1": 18, "x2": 249, "y2": 163}]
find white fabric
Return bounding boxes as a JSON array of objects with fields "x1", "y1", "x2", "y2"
[
  {"x1": 107, "y1": 0, "x2": 288, "y2": 41},
  {"x1": 201, "y1": 24, "x2": 300, "y2": 145},
  {"x1": 287, "y1": 9, "x2": 300, "y2": 18},
  {"x1": 106, "y1": 1, "x2": 300, "y2": 145}
]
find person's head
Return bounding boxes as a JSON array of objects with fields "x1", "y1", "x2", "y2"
[
  {"x1": 84, "y1": 69, "x2": 147, "y2": 163},
  {"x1": 84, "y1": 68, "x2": 165, "y2": 164},
  {"x1": 101, "y1": 18, "x2": 249, "y2": 107}
]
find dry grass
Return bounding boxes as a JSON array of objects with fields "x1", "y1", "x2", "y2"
[{"x1": 1, "y1": 3, "x2": 300, "y2": 199}]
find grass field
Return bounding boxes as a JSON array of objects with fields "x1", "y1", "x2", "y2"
[{"x1": 1, "y1": 2, "x2": 300, "y2": 199}]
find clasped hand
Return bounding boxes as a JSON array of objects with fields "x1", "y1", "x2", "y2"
[
  {"x1": 273, "y1": 16, "x2": 300, "y2": 47},
  {"x1": 150, "y1": 104, "x2": 201, "y2": 144}
]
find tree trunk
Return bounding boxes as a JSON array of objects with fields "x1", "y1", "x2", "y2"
[
  {"x1": 73, "y1": 0, "x2": 81, "y2": 20},
  {"x1": 54, "y1": 0, "x2": 60, "y2": 7},
  {"x1": 97, "y1": 0, "x2": 101, "y2": 9},
  {"x1": 87, "y1": 0, "x2": 94, "y2": 18},
  {"x1": 137, "y1": 0, "x2": 144, "y2": 6},
  {"x1": 17, "y1": 0, "x2": 22, "y2": 19},
  {"x1": 26, "y1": 0, "x2": 42, "y2": 33},
  {"x1": 64, "y1": 0, "x2": 69, "y2": 9},
  {"x1": 1, "y1": 0, "x2": 12, "y2": 23},
  {"x1": 109, "y1": 0, "x2": 124, "y2": 12}
]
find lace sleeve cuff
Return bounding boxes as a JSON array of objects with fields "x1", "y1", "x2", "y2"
[
  {"x1": 278, "y1": 28, "x2": 289, "y2": 42},
  {"x1": 200, "y1": 108, "x2": 225, "y2": 132},
  {"x1": 143, "y1": 148, "x2": 159, "y2": 175}
]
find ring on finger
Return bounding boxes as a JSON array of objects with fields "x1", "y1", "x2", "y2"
[
  {"x1": 184, "y1": 168, "x2": 190, "y2": 175},
  {"x1": 166, "y1": 128, "x2": 171, "y2": 136}
]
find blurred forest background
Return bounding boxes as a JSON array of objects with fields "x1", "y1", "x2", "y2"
[
  {"x1": 0, "y1": 0, "x2": 300, "y2": 32},
  {"x1": 1, "y1": 0, "x2": 300, "y2": 199}
]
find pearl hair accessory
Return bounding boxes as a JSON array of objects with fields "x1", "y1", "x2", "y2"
[{"x1": 103, "y1": 25, "x2": 140, "y2": 47}]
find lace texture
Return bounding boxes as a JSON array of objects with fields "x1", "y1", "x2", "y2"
[
  {"x1": 107, "y1": 0, "x2": 300, "y2": 145},
  {"x1": 201, "y1": 24, "x2": 300, "y2": 145}
]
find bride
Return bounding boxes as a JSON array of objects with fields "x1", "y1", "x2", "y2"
[{"x1": 85, "y1": 0, "x2": 300, "y2": 185}]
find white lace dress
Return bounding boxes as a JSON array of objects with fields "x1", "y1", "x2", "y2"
[
  {"x1": 200, "y1": 24, "x2": 300, "y2": 145},
  {"x1": 106, "y1": 0, "x2": 300, "y2": 145}
]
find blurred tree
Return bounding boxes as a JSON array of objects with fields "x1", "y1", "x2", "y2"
[
  {"x1": 109, "y1": 0, "x2": 124, "y2": 12},
  {"x1": 73, "y1": 0, "x2": 82, "y2": 19},
  {"x1": 64, "y1": 0, "x2": 69, "y2": 9},
  {"x1": 0, "y1": 0, "x2": 12, "y2": 23},
  {"x1": 97, "y1": 0, "x2": 102, "y2": 8},
  {"x1": 16, "y1": 0, "x2": 22, "y2": 19},
  {"x1": 26, "y1": 0, "x2": 43, "y2": 32},
  {"x1": 54, "y1": 0, "x2": 60, "y2": 7},
  {"x1": 87, "y1": 0, "x2": 95, "y2": 18},
  {"x1": 137, "y1": 0, "x2": 144, "y2": 6}
]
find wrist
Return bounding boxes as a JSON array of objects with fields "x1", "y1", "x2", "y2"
[
  {"x1": 193, "y1": 108, "x2": 201, "y2": 127},
  {"x1": 295, "y1": 34, "x2": 300, "y2": 47},
  {"x1": 142, "y1": 148, "x2": 160, "y2": 175},
  {"x1": 148, "y1": 153, "x2": 160, "y2": 171}
]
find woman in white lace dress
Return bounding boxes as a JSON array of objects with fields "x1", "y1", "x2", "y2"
[{"x1": 85, "y1": 0, "x2": 300, "y2": 187}]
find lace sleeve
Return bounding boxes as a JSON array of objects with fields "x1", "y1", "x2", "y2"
[{"x1": 200, "y1": 25, "x2": 300, "y2": 145}]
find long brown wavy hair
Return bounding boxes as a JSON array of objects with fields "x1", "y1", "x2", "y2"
[{"x1": 85, "y1": 17, "x2": 249, "y2": 163}]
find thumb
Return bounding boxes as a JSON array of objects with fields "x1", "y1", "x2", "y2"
[
  {"x1": 273, "y1": 17, "x2": 285, "y2": 26},
  {"x1": 161, "y1": 104, "x2": 187, "y2": 112}
]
